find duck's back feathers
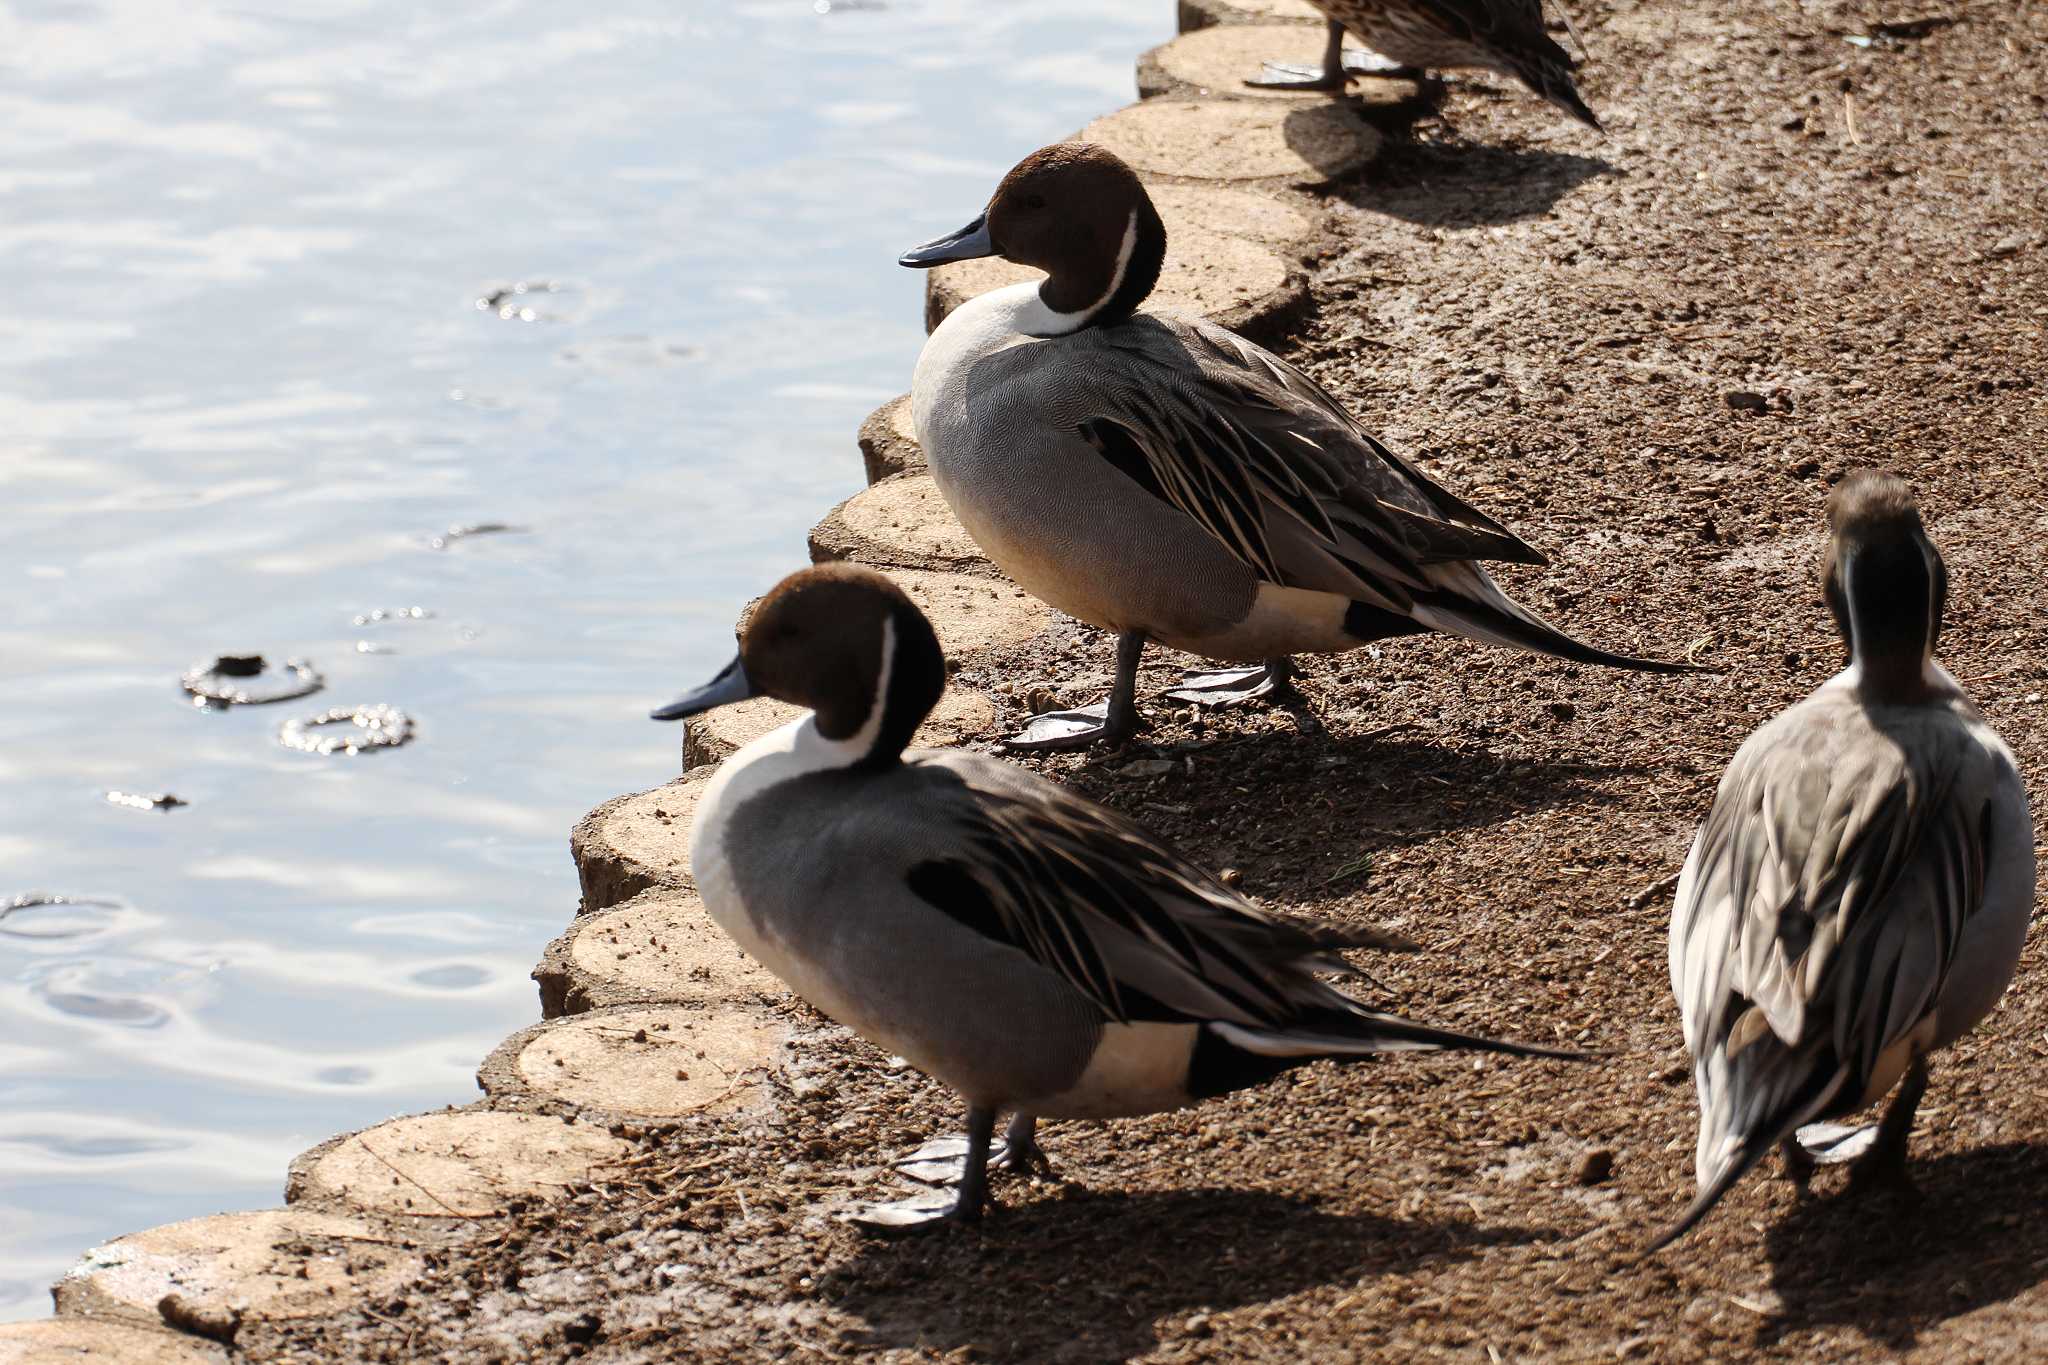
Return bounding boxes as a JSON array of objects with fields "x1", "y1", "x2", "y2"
[
  {"x1": 1065, "y1": 313, "x2": 1543, "y2": 596},
  {"x1": 1660, "y1": 686, "x2": 2017, "y2": 1244},
  {"x1": 1031, "y1": 313, "x2": 1698, "y2": 671},
  {"x1": 908, "y1": 749, "x2": 1579, "y2": 1062},
  {"x1": 1673, "y1": 696, "x2": 1989, "y2": 1071}
]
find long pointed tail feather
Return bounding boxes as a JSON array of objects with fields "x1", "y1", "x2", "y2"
[
  {"x1": 1647, "y1": 1056, "x2": 1855, "y2": 1252},
  {"x1": 1405, "y1": 568, "x2": 1716, "y2": 676},
  {"x1": 1644, "y1": 1131, "x2": 1779, "y2": 1254},
  {"x1": 1212, "y1": 1010, "x2": 1592, "y2": 1063}
]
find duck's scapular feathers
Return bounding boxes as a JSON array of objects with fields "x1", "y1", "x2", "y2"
[{"x1": 1654, "y1": 472, "x2": 2033, "y2": 1250}]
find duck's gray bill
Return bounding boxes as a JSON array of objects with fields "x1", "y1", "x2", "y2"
[
  {"x1": 650, "y1": 656, "x2": 755, "y2": 721},
  {"x1": 899, "y1": 214, "x2": 993, "y2": 268}
]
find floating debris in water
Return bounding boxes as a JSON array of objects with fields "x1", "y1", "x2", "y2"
[
  {"x1": 428, "y1": 522, "x2": 523, "y2": 550},
  {"x1": 279, "y1": 704, "x2": 416, "y2": 755},
  {"x1": 475, "y1": 280, "x2": 561, "y2": 322},
  {"x1": 351, "y1": 606, "x2": 432, "y2": 627},
  {"x1": 1, "y1": 893, "x2": 123, "y2": 939},
  {"x1": 106, "y1": 791, "x2": 187, "y2": 812},
  {"x1": 560, "y1": 335, "x2": 704, "y2": 368},
  {"x1": 42, "y1": 989, "x2": 169, "y2": 1028},
  {"x1": 355, "y1": 641, "x2": 395, "y2": 655},
  {"x1": 181, "y1": 655, "x2": 324, "y2": 709}
]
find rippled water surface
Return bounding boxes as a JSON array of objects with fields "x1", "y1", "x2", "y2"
[{"x1": 0, "y1": 0, "x2": 1157, "y2": 1318}]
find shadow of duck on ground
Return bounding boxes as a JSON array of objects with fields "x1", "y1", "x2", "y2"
[
  {"x1": 1759, "y1": 1141, "x2": 2048, "y2": 1351},
  {"x1": 825, "y1": 1184, "x2": 1560, "y2": 1362},
  {"x1": 1345, "y1": 134, "x2": 1616, "y2": 229}
]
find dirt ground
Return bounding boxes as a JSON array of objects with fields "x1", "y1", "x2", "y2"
[{"x1": 248, "y1": 1, "x2": 2048, "y2": 1360}]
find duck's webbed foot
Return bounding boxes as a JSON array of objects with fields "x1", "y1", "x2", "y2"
[
  {"x1": 1340, "y1": 50, "x2": 1422, "y2": 79},
  {"x1": 1247, "y1": 60, "x2": 1349, "y2": 90},
  {"x1": 1006, "y1": 630, "x2": 1146, "y2": 750},
  {"x1": 1007, "y1": 702, "x2": 1121, "y2": 751},
  {"x1": 896, "y1": 1114, "x2": 1056, "y2": 1185},
  {"x1": 1791, "y1": 1120, "x2": 1878, "y2": 1166},
  {"x1": 846, "y1": 1188, "x2": 964, "y2": 1233},
  {"x1": 852, "y1": 1107, "x2": 1000, "y2": 1234},
  {"x1": 995, "y1": 1113, "x2": 1056, "y2": 1181},
  {"x1": 1247, "y1": 18, "x2": 1347, "y2": 90},
  {"x1": 1164, "y1": 656, "x2": 1293, "y2": 708}
]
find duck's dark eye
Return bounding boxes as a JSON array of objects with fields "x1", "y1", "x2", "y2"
[{"x1": 1021, "y1": 193, "x2": 1047, "y2": 210}]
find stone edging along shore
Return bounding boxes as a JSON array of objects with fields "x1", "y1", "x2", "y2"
[{"x1": 0, "y1": 8, "x2": 1412, "y2": 1357}]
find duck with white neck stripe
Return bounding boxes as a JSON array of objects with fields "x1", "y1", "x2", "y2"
[
  {"x1": 1652, "y1": 472, "x2": 2034, "y2": 1250},
  {"x1": 653, "y1": 564, "x2": 1588, "y2": 1229},
  {"x1": 902, "y1": 142, "x2": 1708, "y2": 750}
]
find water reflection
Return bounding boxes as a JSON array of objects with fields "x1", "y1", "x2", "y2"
[{"x1": 0, "y1": 0, "x2": 1160, "y2": 1322}]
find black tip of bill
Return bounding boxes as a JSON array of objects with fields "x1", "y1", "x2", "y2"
[
  {"x1": 649, "y1": 656, "x2": 755, "y2": 722},
  {"x1": 898, "y1": 213, "x2": 995, "y2": 269}
]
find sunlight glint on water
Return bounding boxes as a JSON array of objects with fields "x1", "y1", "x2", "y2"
[{"x1": 0, "y1": 0, "x2": 1159, "y2": 1319}]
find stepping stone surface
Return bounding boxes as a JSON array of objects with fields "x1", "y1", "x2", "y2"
[
  {"x1": 538, "y1": 887, "x2": 779, "y2": 1016},
  {"x1": 572, "y1": 770, "x2": 714, "y2": 908},
  {"x1": 809, "y1": 473, "x2": 988, "y2": 574},
  {"x1": 1080, "y1": 98, "x2": 1378, "y2": 185},
  {"x1": 0, "y1": 1319, "x2": 223, "y2": 1364},
  {"x1": 859, "y1": 394, "x2": 922, "y2": 484},
  {"x1": 511, "y1": 1006, "x2": 786, "y2": 1119},
  {"x1": 56, "y1": 1209, "x2": 422, "y2": 1326},
  {"x1": 292, "y1": 1110, "x2": 631, "y2": 1218},
  {"x1": 1178, "y1": 0, "x2": 1322, "y2": 29},
  {"x1": 1149, "y1": 182, "x2": 1317, "y2": 247}
]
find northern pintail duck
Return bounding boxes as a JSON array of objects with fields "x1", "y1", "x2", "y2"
[
  {"x1": 1652, "y1": 473, "x2": 2033, "y2": 1250},
  {"x1": 654, "y1": 564, "x2": 1585, "y2": 1228},
  {"x1": 901, "y1": 142, "x2": 1697, "y2": 749},
  {"x1": 1249, "y1": 0, "x2": 1598, "y2": 128}
]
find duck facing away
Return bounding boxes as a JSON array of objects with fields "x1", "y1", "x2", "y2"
[
  {"x1": 1654, "y1": 472, "x2": 2033, "y2": 1251},
  {"x1": 902, "y1": 141, "x2": 1701, "y2": 749},
  {"x1": 1246, "y1": 0, "x2": 1598, "y2": 129},
  {"x1": 654, "y1": 564, "x2": 1587, "y2": 1229}
]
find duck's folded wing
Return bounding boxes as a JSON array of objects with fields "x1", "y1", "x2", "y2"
[
  {"x1": 1067, "y1": 317, "x2": 1545, "y2": 603},
  {"x1": 902, "y1": 762, "x2": 1394, "y2": 1033},
  {"x1": 1411, "y1": 0, "x2": 1554, "y2": 51},
  {"x1": 1673, "y1": 728, "x2": 1986, "y2": 1080}
]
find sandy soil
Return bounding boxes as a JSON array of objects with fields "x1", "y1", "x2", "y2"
[{"x1": 247, "y1": 1, "x2": 2048, "y2": 1360}]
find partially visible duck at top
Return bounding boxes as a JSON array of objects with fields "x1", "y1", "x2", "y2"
[
  {"x1": 1247, "y1": 0, "x2": 1599, "y2": 130},
  {"x1": 653, "y1": 564, "x2": 1586, "y2": 1229},
  {"x1": 901, "y1": 142, "x2": 1702, "y2": 750},
  {"x1": 1653, "y1": 472, "x2": 2033, "y2": 1250}
]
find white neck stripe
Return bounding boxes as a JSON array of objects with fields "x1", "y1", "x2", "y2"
[
  {"x1": 1020, "y1": 210, "x2": 1138, "y2": 338},
  {"x1": 797, "y1": 614, "x2": 893, "y2": 768}
]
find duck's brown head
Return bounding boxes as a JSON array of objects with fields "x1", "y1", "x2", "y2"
[
  {"x1": 651, "y1": 564, "x2": 945, "y2": 767},
  {"x1": 1821, "y1": 471, "x2": 1947, "y2": 698},
  {"x1": 899, "y1": 141, "x2": 1166, "y2": 330}
]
